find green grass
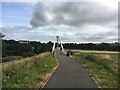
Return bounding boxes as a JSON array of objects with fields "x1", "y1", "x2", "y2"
[
  {"x1": 2, "y1": 52, "x2": 57, "y2": 88},
  {"x1": 72, "y1": 50, "x2": 119, "y2": 88},
  {"x1": 74, "y1": 50, "x2": 119, "y2": 54}
]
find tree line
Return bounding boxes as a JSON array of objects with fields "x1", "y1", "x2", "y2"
[
  {"x1": 2, "y1": 40, "x2": 53, "y2": 57},
  {"x1": 63, "y1": 42, "x2": 120, "y2": 51},
  {"x1": 2, "y1": 39, "x2": 120, "y2": 57}
]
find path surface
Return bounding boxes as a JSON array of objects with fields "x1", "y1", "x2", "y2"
[{"x1": 44, "y1": 49, "x2": 98, "y2": 88}]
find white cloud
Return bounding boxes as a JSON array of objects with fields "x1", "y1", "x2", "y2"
[
  {"x1": 1, "y1": 1, "x2": 118, "y2": 43},
  {"x1": 30, "y1": 2, "x2": 117, "y2": 28},
  {"x1": 1, "y1": 23, "x2": 118, "y2": 43}
]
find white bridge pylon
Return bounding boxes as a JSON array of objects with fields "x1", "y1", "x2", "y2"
[{"x1": 52, "y1": 36, "x2": 65, "y2": 54}]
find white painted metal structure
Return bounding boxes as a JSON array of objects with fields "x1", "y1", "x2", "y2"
[{"x1": 52, "y1": 36, "x2": 65, "y2": 54}]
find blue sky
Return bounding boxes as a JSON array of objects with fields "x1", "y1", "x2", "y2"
[
  {"x1": 0, "y1": 1, "x2": 118, "y2": 43},
  {"x1": 2, "y1": 2, "x2": 32, "y2": 26}
]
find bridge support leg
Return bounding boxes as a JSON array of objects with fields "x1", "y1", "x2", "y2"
[{"x1": 52, "y1": 36, "x2": 65, "y2": 55}]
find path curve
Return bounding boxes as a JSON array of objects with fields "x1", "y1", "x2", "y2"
[{"x1": 44, "y1": 49, "x2": 98, "y2": 88}]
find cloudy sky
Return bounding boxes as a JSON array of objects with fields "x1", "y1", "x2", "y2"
[{"x1": 0, "y1": 0, "x2": 119, "y2": 43}]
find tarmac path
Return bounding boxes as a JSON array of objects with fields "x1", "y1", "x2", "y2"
[{"x1": 44, "y1": 49, "x2": 98, "y2": 88}]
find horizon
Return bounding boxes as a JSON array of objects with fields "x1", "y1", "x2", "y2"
[{"x1": 2, "y1": 39, "x2": 119, "y2": 44}]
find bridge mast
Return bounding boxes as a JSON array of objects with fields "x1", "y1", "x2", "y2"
[{"x1": 52, "y1": 36, "x2": 65, "y2": 54}]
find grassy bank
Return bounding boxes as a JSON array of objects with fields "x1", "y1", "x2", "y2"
[
  {"x1": 72, "y1": 50, "x2": 119, "y2": 88},
  {"x1": 2, "y1": 52, "x2": 57, "y2": 88}
]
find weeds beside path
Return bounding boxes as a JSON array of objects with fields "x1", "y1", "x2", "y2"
[
  {"x1": 72, "y1": 50, "x2": 119, "y2": 88},
  {"x1": 2, "y1": 52, "x2": 58, "y2": 88}
]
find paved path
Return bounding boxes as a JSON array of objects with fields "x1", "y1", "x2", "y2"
[{"x1": 44, "y1": 49, "x2": 98, "y2": 88}]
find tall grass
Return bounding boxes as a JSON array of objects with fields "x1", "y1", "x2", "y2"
[
  {"x1": 2, "y1": 52, "x2": 57, "y2": 88},
  {"x1": 75, "y1": 50, "x2": 119, "y2": 74},
  {"x1": 73, "y1": 50, "x2": 119, "y2": 88}
]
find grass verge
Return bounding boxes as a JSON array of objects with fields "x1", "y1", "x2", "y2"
[
  {"x1": 72, "y1": 51, "x2": 119, "y2": 88},
  {"x1": 2, "y1": 52, "x2": 58, "y2": 88}
]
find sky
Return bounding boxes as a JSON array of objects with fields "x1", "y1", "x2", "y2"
[{"x1": 0, "y1": 0, "x2": 119, "y2": 43}]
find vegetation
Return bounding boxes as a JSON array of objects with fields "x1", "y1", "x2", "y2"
[
  {"x1": 2, "y1": 52, "x2": 57, "y2": 88},
  {"x1": 72, "y1": 50, "x2": 119, "y2": 88},
  {"x1": 64, "y1": 42, "x2": 120, "y2": 51},
  {"x1": 2, "y1": 40, "x2": 120, "y2": 58},
  {"x1": 2, "y1": 56, "x2": 24, "y2": 63},
  {"x1": 2, "y1": 39, "x2": 120, "y2": 88},
  {"x1": 2, "y1": 39, "x2": 119, "y2": 61},
  {"x1": 2, "y1": 40, "x2": 53, "y2": 62}
]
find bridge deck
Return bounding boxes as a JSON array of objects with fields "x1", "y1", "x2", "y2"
[{"x1": 44, "y1": 49, "x2": 98, "y2": 88}]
